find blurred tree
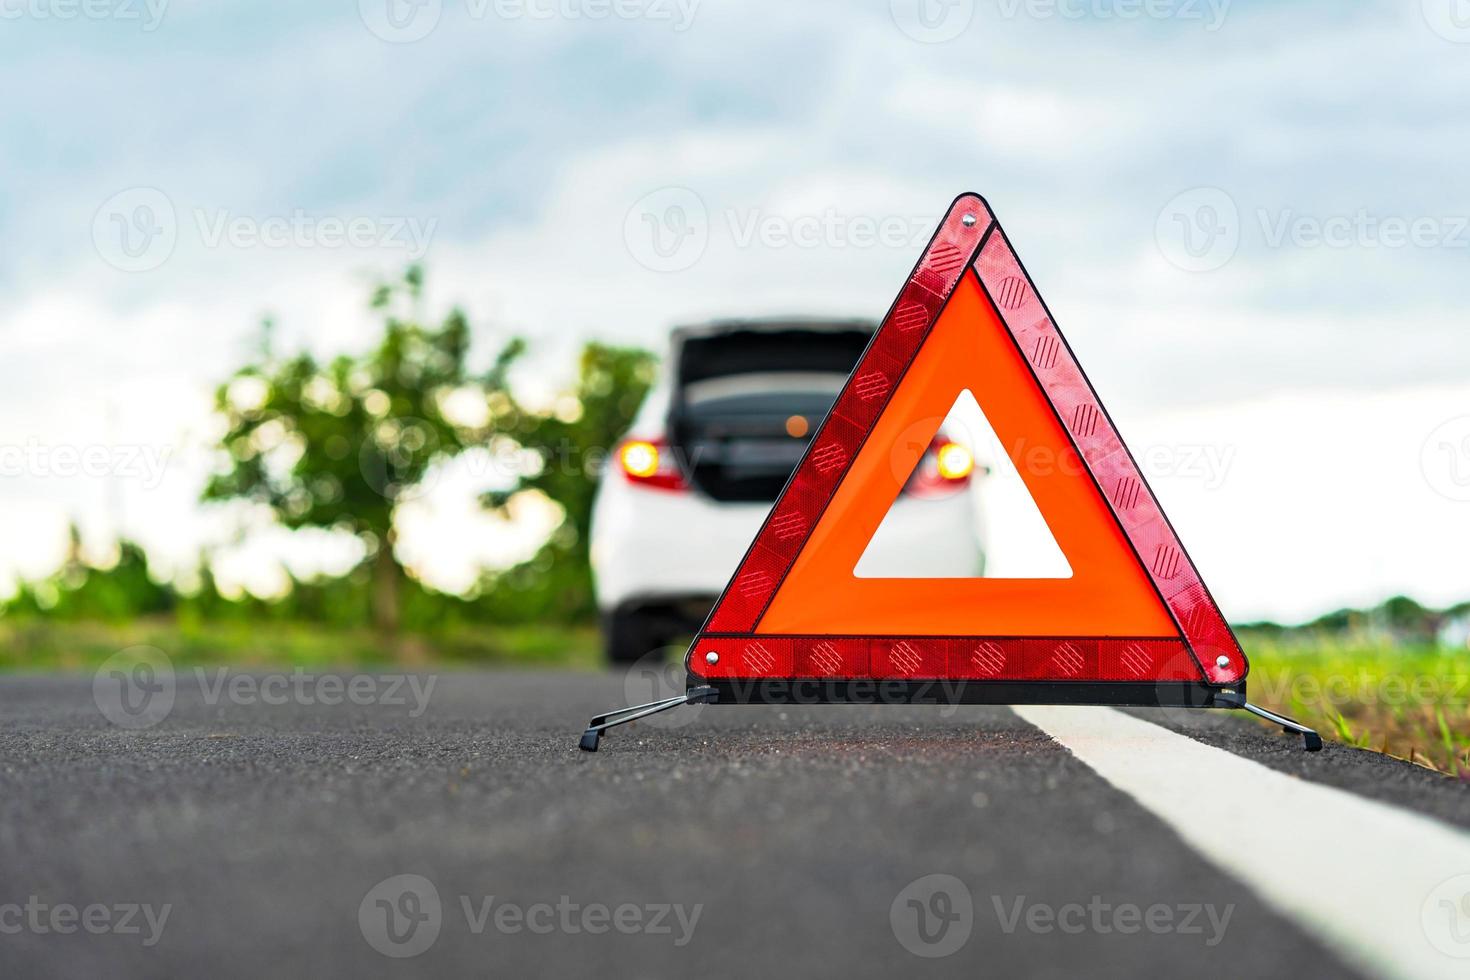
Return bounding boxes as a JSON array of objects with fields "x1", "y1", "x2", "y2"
[
  {"x1": 5, "y1": 524, "x2": 173, "y2": 622},
  {"x1": 485, "y1": 342, "x2": 656, "y2": 620},
  {"x1": 201, "y1": 266, "x2": 523, "y2": 637}
]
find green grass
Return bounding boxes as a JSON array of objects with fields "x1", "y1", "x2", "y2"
[
  {"x1": 1244, "y1": 635, "x2": 1470, "y2": 775},
  {"x1": 0, "y1": 616, "x2": 602, "y2": 673}
]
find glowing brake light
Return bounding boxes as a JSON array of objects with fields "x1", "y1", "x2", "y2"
[
  {"x1": 902, "y1": 437, "x2": 974, "y2": 497},
  {"x1": 617, "y1": 438, "x2": 687, "y2": 491},
  {"x1": 620, "y1": 440, "x2": 660, "y2": 478},
  {"x1": 935, "y1": 440, "x2": 973, "y2": 481}
]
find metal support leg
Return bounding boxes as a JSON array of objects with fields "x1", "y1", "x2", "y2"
[
  {"x1": 1240, "y1": 700, "x2": 1323, "y2": 752},
  {"x1": 578, "y1": 686, "x2": 718, "y2": 752}
]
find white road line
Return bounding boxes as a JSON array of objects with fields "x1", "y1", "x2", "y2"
[{"x1": 1014, "y1": 705, "x2": 1470, "y2": 980}]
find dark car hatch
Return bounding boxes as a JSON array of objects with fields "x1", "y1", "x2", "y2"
[{"x1": 668, "y1": 321, "x2": 874, "y2": 503}]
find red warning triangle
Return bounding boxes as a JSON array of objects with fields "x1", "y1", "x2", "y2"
[{"x1": 687, "y1": 194, "x2": 1245, "y2": 699}]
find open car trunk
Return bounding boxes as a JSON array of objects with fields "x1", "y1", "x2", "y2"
[{"x1": 668, "y1": 320, "x2": 875, "y2": 503}]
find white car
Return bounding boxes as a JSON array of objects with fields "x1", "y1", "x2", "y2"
[{"x1": 589, "y1": 318, "x2": 986, "y2": 663}]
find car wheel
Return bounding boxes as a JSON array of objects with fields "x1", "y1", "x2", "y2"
[{"x1": 602, "y1": 607, "x2": 662, "y2": 665}]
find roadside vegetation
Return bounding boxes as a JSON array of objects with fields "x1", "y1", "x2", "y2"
[
  {"x1": 0, "y1": 617, "x2": 599, "y2": 673},
  {"x1": 1, "y1": 265, "x2": 646, "y2": 674},
  {"x1": 1245, "y1": 633, "x2": 1470, "y2": 776}
]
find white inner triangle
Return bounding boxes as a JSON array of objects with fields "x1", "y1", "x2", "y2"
[{"x1": 853, "y1": 388, "x2": 1072, "y2": 579}]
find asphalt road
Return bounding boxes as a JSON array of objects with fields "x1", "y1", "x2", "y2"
[{"x1": 0, "y1": 669, "x2": 1465, "y2": 979}]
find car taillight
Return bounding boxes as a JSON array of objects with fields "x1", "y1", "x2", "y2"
[
  {"x1": 618, "y1": 438, "x2": 688, "y2": 491},
  {"x1": 904, "y1": 437, "x2": 974, "y2": 497},
  {"x1": 935, "y1": 440, "x2": 974, "y2": 481}
]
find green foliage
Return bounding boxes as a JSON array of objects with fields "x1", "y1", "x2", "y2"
[
  {"x1": 482, "y1": 342, "x2": 657, "y2": 621},
  {"x1": 3, "y1": 265, "x2": 658, "y2": 642},
  {"x1": 200, "y1": 266, "x2": 524, "y2": 633},
  {"x1": 6, "y1": 528, "x2": 173, "y2": 623},
  {"x1": 1244, "y1": 593, "x2": 1459, "y2": 645}
]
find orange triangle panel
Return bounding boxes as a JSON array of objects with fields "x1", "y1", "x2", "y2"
[{"x1": 686, "y1": 194, "x2": 1245, "y2": 692}]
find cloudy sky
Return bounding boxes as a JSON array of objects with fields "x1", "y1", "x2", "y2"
[{"x1": 1, "y1": 0, "x2": 1467, "y2": 622}]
